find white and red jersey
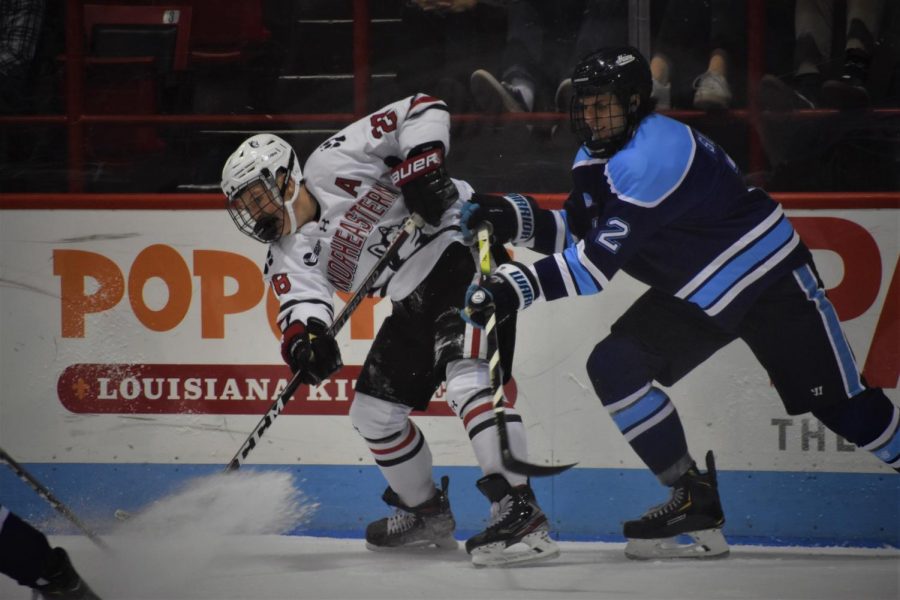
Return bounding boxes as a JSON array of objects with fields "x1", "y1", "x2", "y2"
[{"x1": 264, "y1": 94, "x2": 473, "y2": 333}]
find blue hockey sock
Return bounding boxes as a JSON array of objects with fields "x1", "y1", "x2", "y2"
[{"x1": 602, "y1": 383, "x2": 692, "y2": 484}]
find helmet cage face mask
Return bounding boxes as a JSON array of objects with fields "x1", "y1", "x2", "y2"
[
  {"x1": 226, "y1": 166, "x2": 291, "y2": 243},
  {"x1": 568, "y1": 47, "x2": 652, "y2": 158},
  {"x1": 222, "y1": 134, "x2": 301, "y2": 243},
  {"x1": 570, "y1": 86, "x2": 639, "y2": 158}
]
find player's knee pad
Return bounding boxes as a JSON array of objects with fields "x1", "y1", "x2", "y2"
[
  {"x1": 811, "y1": 387, "x2": 897, "y2": 447},
  {"x1": 349, "y1": 391, "x2": 413, "y2": 440},
  {"x1": 444, "y1": 358, "x2": 491, "y2": 419},
  {"x1": 587, "y1": 335, "x2": 655, "y2": 405}
]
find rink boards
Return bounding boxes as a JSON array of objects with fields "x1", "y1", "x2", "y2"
[{"x1": 0, "y1": 203, "x2": 897, "y2": 546}]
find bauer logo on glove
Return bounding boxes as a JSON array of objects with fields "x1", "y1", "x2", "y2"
[
  {"x1": 389, "y1": 147, "x2": 443, "y2": 187},
  {"x1": 392, "y1": 142, "x2": 459, "y2": 226}
]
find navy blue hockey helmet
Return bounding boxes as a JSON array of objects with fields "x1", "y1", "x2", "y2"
[{"x1": 569, "y1": 46, "x2": 653, "y2": 157}]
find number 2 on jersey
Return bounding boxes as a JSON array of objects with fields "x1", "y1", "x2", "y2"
[
  {"x1": 595, "y1": 218, "x2": 630, "y2": 253},
  {"x1": 370, "y1": 110, "x2": 398, "y2": 139}
]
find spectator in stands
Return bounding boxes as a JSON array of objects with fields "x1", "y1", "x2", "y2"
[
  {"x1": 754, "y1": 2, "x2": 898, "y2": 192},
  {"x1": 468, "y1": 0, "x2": 628, "y2": 114},
  {"x1": 0, "y1": 0, "x2": 63, "y2": 192},
  {"x1": 395, "y1": 0, "x2": 507, "y2": 124},
  {"x1": 649, "y1": 0, "x2": 746, "y2": 110},
  {"x1": 0, "y1": 0, "x2": 45, "y2": 114},
  {"x1": 758, "y1": 0, "x2": 887, "y2": 110},
  {"x1": 0, "y1": 505, "x2": 100, "y2": 599}
]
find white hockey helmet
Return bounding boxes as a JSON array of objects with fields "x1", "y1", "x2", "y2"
[{"x1": 221, "y1": 133, "x2": 303, "y2": 242}]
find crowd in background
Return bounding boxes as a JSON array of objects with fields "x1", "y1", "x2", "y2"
[{"x1": 0, "y1": 0, "x2": 898, "y2": 193}]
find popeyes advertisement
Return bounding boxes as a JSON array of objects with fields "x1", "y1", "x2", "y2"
[{"x1": 0, "y1": 205, "x2": 896, "y2": 470}]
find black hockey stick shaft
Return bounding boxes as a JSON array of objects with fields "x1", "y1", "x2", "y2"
[
  {"x1": 225, "y1": 213, "x2": 426, "y2": 472},
  {"x1": 473, "y1": 224, "x2": 576, "y2": 477},
  {"x1": 0, "y1": 446, "x2": 110, "y2": 550}
]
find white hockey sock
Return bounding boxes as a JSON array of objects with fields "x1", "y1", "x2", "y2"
[
  {"x1": 369, "y1": 420, "x2": 436, "y2": 507},
  {"x1": 350, "y1": 392, "x2": 436, "y2": 507},
  {"x1": 469, "y1": 407, "x2": 528, "y2": 487},
  {"x1": 446, "y1": 359, "x2": 528, "y2": 487}
]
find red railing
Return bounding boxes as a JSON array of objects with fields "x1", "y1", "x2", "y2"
[{"x1": 2, "y1": 192, "x2": 898, "y2": 211}]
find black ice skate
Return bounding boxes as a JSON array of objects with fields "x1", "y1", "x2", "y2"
[
  {"x1": 624, "y1": 450, "x2": 729, "y2": 560},
  {"x1": 33, "y1": 547, "x2": 101, "y2": 600},
  {"x1": 465, "y1": 474, "x2": 560, "y2": 567},
  {"x1": 365, "y1": 475, "x2": 457, "y2": 551}
]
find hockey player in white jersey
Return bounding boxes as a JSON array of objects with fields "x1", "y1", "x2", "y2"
[{"x1": 220, "y1": 94, "x2": 559, "y2": 567}]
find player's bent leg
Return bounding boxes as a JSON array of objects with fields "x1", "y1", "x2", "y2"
[
  {"x1": 812, "y1": 388, "x2": 900, "y2": 472},
  {"x1": 587, "y1": 336, "x2": 694, "y2": 483},
  {"x1": 445, "y1": 359, "x2": 559, "y2": 566},
  {"x1": 588, "y1": 336, "x2": 728, "y2": 559},
  {"x1": 742, "y1": 266, "x2": 900, "y2": 474},
  {"x1": 349, "y1": 393, "x2": 457, "y2": 550},
  {"x1": 445, "y1": 358, "x2": 528, "y2": 486}
]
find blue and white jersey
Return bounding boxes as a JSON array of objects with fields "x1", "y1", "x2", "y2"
[{"x1": 526, "y1": 113, "x2": 811, "y2": 328}]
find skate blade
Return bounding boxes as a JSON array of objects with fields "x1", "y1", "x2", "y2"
[
  {"x1": 625, "y1": 528, "x2": 729, "y2": 560},
  {"x1": 365, "y1": 535, "x2": 458, "y2": 552},
  {"x1": 470, "y1": 530, "x2": 560, "y2": 567}
]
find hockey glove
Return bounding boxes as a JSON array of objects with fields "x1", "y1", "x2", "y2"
[
  {"x1": 391, "y1": 142, "x2": 458, "y2": 226},
  {"x1": 459, "y1": 193, "x2": 537, "y2": 246},
  {"x1": 280, "y1": 317, "x2": 343, "y2": 385},
  {"x1": 460, "y1": 262, "x2": 540, "y2": 328}
]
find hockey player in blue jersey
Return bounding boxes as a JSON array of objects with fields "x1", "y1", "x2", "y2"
[{"x1": 460, "y1": 46, "x2": 900, "y2": 559}]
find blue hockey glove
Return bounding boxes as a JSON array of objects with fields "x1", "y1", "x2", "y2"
[
  {"x1": 460, "y1": 262, "x2": 540, "y2": 328},
  {"x1": 459, "y1": 201, "x2": 481, "y2": 245},
  {"x1": 459, "y1": 193, "x2": 537, "y2": 246}
]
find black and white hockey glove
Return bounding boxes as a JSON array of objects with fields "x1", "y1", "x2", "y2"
[
  {"x1": 391, "y1": 141, "x2": 458, "y2": 226},
  {"x1": 459, "y1": 192, "x2": 537, "y2": 246},
  {"x1": 460, "y1": 262, "x2": 540, "y2": 328},
  {"x1": 280, "y1": 317, "x2": 343, "y2": 385}
]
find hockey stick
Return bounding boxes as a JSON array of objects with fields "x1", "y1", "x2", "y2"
[
  {"x1": 472, "y1": 223, "x2": 577, "y2": 477},
  {"x1": 224, "y1": 213, "x2": 426, "y2": 472},
  {"x1": 0, "y1": 446, "x2": 110, "y2": 550}
]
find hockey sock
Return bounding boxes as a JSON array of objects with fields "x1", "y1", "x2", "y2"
[
  {"x1": 350, "y1": 393, "x2": 436, "y2": 507},
  {"x1": 466, "y1": 396, "x2": 528, "y2": 487},
  {"x1": 366, "y1": 420, "x2": 436, "y2": 506},
  {"x1": 446, "y1": 359, "x2": 528, "y2": 487},
  {"x1": 0, "y1": 506, "x2": 53, "y2": 587},
  {"x1": 603, "y1": 383, "x2": 692, "y2": 485},
  {"x1": 813, "y1": 388, "x2": 900, "y2": 471}
]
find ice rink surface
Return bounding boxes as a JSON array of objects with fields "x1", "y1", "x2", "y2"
[
  {"x1": 2, "y1": 471, "x2": 897, "y2": 599},
  {"x1": 1, "y1": 535, "x2": 897, "y2": 600}
]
